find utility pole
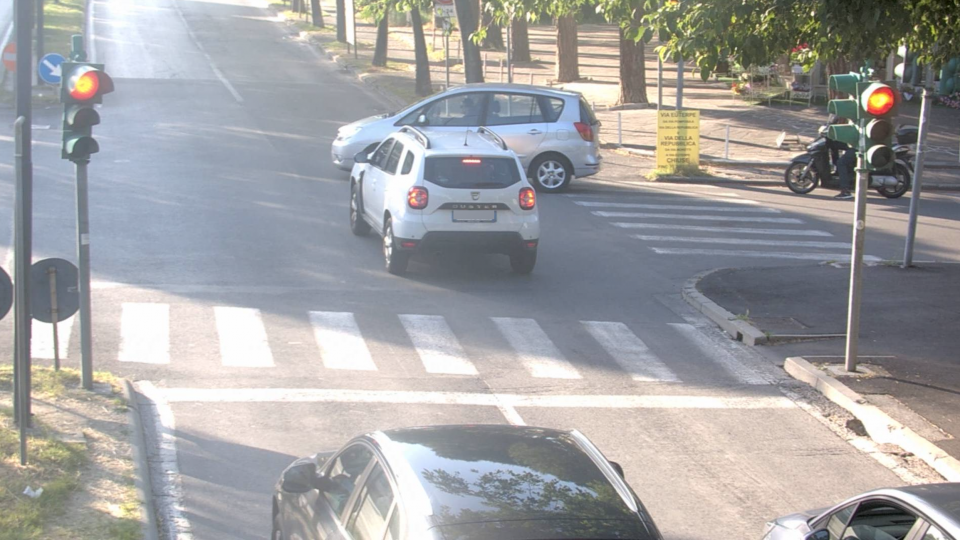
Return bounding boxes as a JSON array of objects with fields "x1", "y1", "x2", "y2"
[{"x1": 902, "y1": 62, "x2": 936, "y2": 267}]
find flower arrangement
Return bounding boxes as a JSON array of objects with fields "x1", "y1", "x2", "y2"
[
  {"x1": 938, "y1": 92, "x2": 960, "y2": 109},
  {"x1": 731, "y1": 81, "x2": 752, "y2": 95}
]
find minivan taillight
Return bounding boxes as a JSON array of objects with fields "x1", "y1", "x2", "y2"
[
  {"x1": 408, "y1": 186, "x2": 428, "y2": 209},
  {"x1": 519, "y1": 187, "x2": 536, "y2": 210},
  {"x1": 574, "y1": 122, "x2": 594, "y2": 142}
]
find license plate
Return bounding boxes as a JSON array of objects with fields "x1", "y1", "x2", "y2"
[{"x1": 452, "y1": 210, "x2": 497, "y2": 223}]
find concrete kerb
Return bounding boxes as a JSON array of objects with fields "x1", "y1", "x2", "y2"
[
  {"x1": 121, "y1": 379, "x2": 160, "y2": 540},
  {"x1": 682, "y1": 269, "x2": 768, "y2": 346},
  {"x1": 784, "y1": 357, "x2": 960, "y2": 482},
  {"x1": 303, "y1": 32, "x2": 409, "y2": 112}
]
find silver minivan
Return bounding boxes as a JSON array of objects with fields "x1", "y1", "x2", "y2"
[{"x1": 332, "y1": 83, "x2": 602, "y2": 192}]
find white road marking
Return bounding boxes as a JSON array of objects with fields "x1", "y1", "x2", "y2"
[
  {"x1": 652, "y1": 248, "x2": 880, "y2": 262},
  {"x1": 214, "y1": 307, "x2": 274, "y2": 368},
  {"x1": 491, "y1": 317, "x2": 581, "y2": 379},
  {"x1": 137, "y1": 381, "x2": 194, "y2": 540},
  {"x1": 158, "y1": 387, "x2": 797, "y2": 409},
  {"x1": 596, "y1": 212, "x2": 801, "y2": 223},
  {"x1": 631, "y1": 235, "x2": 852, "y2": 249},
  {"x1": 171, "y1": 0, "x2": 243, "y2": 103},
  {"x1": 31, "y1": 317, "x2": 76, "y2": 360},
  {"x1": 582, "y1": 321, "x2": 680, "y2": 382},
  {"x1": 567, "y1": 192, "x2": 743, "y2": 199},
  {"x1": 576, "y1": 201, "x2": 770, "y2": 211},
  {"x1": 309, "y1": 311, "x2": 377, "y2": 371},
  {"x1": 119, "y1": 303, "x2": 170, "y2": 364},
  {"x1": 668, "y1": 323, "x2": 769, "y2": 385},
  {"x1": 611, "y1": 222, "x2": 834, "y2": 236},
  {"x1": 399, "y1": 314, "x2": 478, "y2": 375}
]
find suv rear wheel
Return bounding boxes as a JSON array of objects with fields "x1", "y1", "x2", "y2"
[
  {"x1": 383, "y1": 219, "x2": 409, "y2": 275},
  {"x1": 510, "y1": 249, "x2": 537, "y2": 274},
  {"x1": 530, "y1": 155, "x2": 572, "y2": 192}
]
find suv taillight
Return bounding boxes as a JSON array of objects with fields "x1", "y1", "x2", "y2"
[
  {"x1": 408, "y1": 186, "x2": 428, "y2": 209},
  {"x1": 574, "y1": 122, "x2": 593, "y2": 142},
  {"x1": 519, "y1": 187, "x2": 536, "y2": 210}
]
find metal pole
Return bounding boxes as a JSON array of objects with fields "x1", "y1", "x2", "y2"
[
  {"x1": 14, "y1": 116, "x2": 33, "y2": 464},
  {"x1": 483, "y1": 52, "x2": 487, "y2": 78},
  {"x1": 76, "y1": 160, "x2": 94, "y2": 390},
  {"x1": 506, "y1": 19, "x2": 512, "y2": 83},
  {"x1": 903, "y1": 87, "x2": 933, "y2": 267},
  {"x1": 499, "y1": 58, "x2": 503, "y2": 82},
  {"x1": 36, "y1": 0, "x2": 44, "y2": 86},
  {"x1": 48, "y1": 267, "x2": 59, "y2": 371},
  {"x1": 617, "y1": 112, "x2": 622, "y2": 146},
  {"x1": 724, "y1": 124, "x2": 730, "y2": 159},
  {"x1": 529, "y1": 71, "x2": 533, "y2": 85},
  {"x1": 445, "y1": 30, "x2": 450, "y2": 89},
  {"x1": 677, "y1": 58, "x2": 684, "y2": 109},
  {"x1": 657, "y1": 0, "x2": 663, "y2": 111},
  {"x1": 845, "y1": 122, "x2": 869, "y2": 373}
]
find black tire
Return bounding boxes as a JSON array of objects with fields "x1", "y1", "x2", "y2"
[
  {"x1": 876, "y1": 165, "x2": 911, "y2": 199},
  {"x1": 272, "y1": 509, "x2": 284, "y2": 540},
  {"x1": 510, "y1": 249, "x2": 537, "y2": 274},
  {"x1": 529, "y1": 154, "x2": 573, "y2": 192},
  {"x1": 350, "y1": 182, "x2": 371, "y2": 236},
  {"x1": 383, "y1": 219, "x2": 409, "y2": 275},
  {"x1": 784, "y1": 162, "x2": 819, "y2": 194}
]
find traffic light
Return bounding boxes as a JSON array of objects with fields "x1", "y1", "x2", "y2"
[
  {"x1": 60, "y1": 63, "x2": 114, "y2": 162},
  {"x1": 827, "y1": 73, "x2": 863, "y2": 147},
  {"x1": 827, "y1": 73, "x2": 901, "y2": 171}
]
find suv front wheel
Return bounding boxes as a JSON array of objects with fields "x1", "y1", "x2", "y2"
[
  {"x1": 383, "y1": 219, "x2": 410, "y2": 275},
  {"x1": 530, "y1": 155, "x2": 572, "y2": 192}
]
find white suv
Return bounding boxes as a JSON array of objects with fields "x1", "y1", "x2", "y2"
[{"x1": 349, "y1": 126, "x2": 540, "y2": 275}]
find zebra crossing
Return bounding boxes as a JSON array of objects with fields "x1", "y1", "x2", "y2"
[
  {"x1": 568, "y1": 186, "x2": 880, "y2": 261},
  {"x1": 25, "y1": 302, "x2": 770, "y2": 386}
]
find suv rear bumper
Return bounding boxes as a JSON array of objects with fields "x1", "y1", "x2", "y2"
[{"x1": 396, "y1": 231, "x2": 538, "y2": 255}]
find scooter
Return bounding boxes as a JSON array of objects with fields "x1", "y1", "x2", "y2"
[{"x1": 785, "y1": 123, "x2": 917, "y2": 199}]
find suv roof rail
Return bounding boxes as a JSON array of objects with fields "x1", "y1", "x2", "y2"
[
  {"x1": 399, "y1": 126, "x2": 430, "y2": 149},
  {"x1": 476, "y1": 126, "x2": 508, "y2": 151}
]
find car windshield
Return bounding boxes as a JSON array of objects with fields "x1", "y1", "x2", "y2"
[{"x1": 423, "y1": 157, "x2": 521, "y2": 189}]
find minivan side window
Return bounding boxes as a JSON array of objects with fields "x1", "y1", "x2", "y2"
[
  {"x1": 418, "y1": 93, "x2": 485, "y2": 127},
  {"x1": 385, "y1": 142, "x2": 404, "y2": 174},
  {"x1": 486, "y1": 93, "x2": 545, "y2": 126},
  {"x1": 542, "y1": 97, "x2": 565, "y2": 122},
  {"x1": 321, "y1": 444, "x2": 374, "y2": 518},
  {"x1": 371, "y1": 139, "x2": 395, "y2": 170}
]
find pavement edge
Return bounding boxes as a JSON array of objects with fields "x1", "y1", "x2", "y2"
[
  {"x1": 121, "y1": 379, "x2": 161, "y2": 540},
  {"x1": 784, "y1": 356, "x2": 960, "y2": 482},
  {"x1": 681, "y1": 269, "x2": 768, "y2": 345}
]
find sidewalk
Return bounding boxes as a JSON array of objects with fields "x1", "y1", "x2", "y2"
[{"x1": 688, "y1": 263, "x2": 960, "y2": 480}]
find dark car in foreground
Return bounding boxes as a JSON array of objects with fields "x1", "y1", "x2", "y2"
[
  {"x1": 762, "y1": 483, "x2": 960, "y2": 540},
  {"x1": 272, "y1": 424, "x2": 663, "y2": 540}
]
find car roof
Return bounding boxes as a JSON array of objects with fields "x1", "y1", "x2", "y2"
[
  {"x1": 372, "y1": 425, "x2": 657, "y2": 539},
  {"x1": 444, "y1": 82, "x2": 581, "y2": 99},
  {"x1": 866, "y1": 484, "x2": 960, "y2": 536},
  {"x1": 394, "y1": 129, "x2": 516, "y2": 158}
]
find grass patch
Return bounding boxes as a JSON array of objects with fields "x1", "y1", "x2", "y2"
[
  {"x1": 0, "y1": 367, "x2": 121, "y2": 401},
  {"x1": 42, "y1": 0, "x2": 86, "y2": 57},
  {"x1": 646, "y1": 164, "x2": 710, "y2": 179},
  {"x1": 0, "y1": 408, "x2": 87, "y2": 540}
]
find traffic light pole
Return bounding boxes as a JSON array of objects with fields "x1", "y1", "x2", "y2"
[
  {"x1": 845, "y1": 124, "x2": 870, "y2": 373},
  {"x1": 902, "y1": 87, "x2": 933, "y2": 267},
  {"x1": 75, "y1": 159, "x2": 94, "y2": 390}
]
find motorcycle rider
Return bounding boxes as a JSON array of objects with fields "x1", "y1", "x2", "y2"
[{"x1": 828, "y1": 114, "x2": 855, "y2": 200}]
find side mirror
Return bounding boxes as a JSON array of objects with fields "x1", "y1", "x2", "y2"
[
  {"x1": 354, "y1": 151, "x2": 369, "y2": 164},
  {"x1": 281, "y1": 462, "x2": 320, "y2": 494},
  {"x1": 608, "y1": 461, "x2": 625, "y2": 479},
  {"x1": 417, "y1": 113, "x2": 428, "y2": 126},
  {"x1": 805, "y1": 529, "x2": 830, "y2": 540}
]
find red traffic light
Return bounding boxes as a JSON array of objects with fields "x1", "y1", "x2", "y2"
[
  {"x1": 862, "y1": 84, "x2": 897, "y2": 116},
  {"x1": 66, "y1": 65, "x2": 114, "y2": 102}
]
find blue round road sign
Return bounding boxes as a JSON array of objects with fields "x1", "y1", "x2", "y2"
[
  {"x1": 30, "y1": 258, "x2": 79, "y2": 324},
  {"x1": 38, "y1": 53, "x2": 66, "y2": 85}
]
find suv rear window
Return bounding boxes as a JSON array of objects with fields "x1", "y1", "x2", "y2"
[{"x1": 424, "y1": 157, "x2": 521, "y2": 189}]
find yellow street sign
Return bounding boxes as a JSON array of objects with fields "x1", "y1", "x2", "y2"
[{"x1": 656, "y1": 110, "x2": 700, "y2": 169}]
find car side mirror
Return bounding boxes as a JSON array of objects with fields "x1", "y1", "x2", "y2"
[
  {"x1": 354, "y1": 152, "x2": 369, "y2": 164},
  {"x1": 417, "y1": 113, "x2": 428, "y2": 126},
  {"x1": 608, "y1": 461, "x2": 625, "y2": 479},
  {"x1": 282, "y1": 462, "x2": 321, "y2": 494},
  {"x1": 805, "y1": 529, "x2": 830, "y2": 540}
]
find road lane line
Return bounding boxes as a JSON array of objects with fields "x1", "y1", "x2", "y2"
[
  {"x1": 652, "y1": 248, "x2": 881, "y2": 262},
  {"x1": 611, "y1": 223, "x2": 834, "y2": 236},
  {"x1": 119, "y1": 303, "x2": 170, "y2": 364},
  {"x1": 171, "y1": 0, "x2": 243, "y2": 103},
  {"x1": 214, "y1": 307, "x2": 274, "y2": 368},
  {"x1": 309, "y1": 311, "x2": 377, "y2": 371},
  {"x1": 669, "y1": 323, "x2": 769, "y2": 385},
  {"x1": 31, "y1": 317, "x2": 76, "y2": 360},
  {"x1": 631, "y1": 235, "x2": 852, "y2": 249},
  {"x1": 595, "y1": 212, "x2": 801, "y2": 223},
  {"x1": 491, "y1": 317, "x2": 582, "y2": 379},
  {"x1": 581, "y1": 321, "x2": 680, "y2": 383},
  {"x1": 576, "y1": 201, "x2": 771, "y2": 211},
  {"x1": 398, "y1": 314, "x2": 478, "y2": 375},
  {"x1": 158, "y1": 387, "x2": 797, "y2": 409}
]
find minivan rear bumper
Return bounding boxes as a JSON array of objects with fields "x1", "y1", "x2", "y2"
[
  {"x1": 575, "y1": 152, "x2": 602, "y2": 178},
  {"x1": 395, "y1": 231, "x2": 538, "y2": 255}
]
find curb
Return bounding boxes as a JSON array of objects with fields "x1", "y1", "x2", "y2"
[
  {"x1": 303, "y1": 33, "x2": 409, "y2": 112},
  {"x1": 681, "y1": 269, "x2": 768, "y2": 345},
  {"x1": 121, "y1": 379, "x2": 160, "y2": 540},
  {"x1": 784, "y1": 356, "x2": 960, "y2": 482}
]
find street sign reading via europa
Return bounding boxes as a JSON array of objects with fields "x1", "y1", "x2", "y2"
[{"x1": 656, "y1": 110, "x2": 700, "y2": 169}]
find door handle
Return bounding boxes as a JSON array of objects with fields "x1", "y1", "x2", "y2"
[{"x1": 528, "y1": 129, "x2": 543, "y2": 135}]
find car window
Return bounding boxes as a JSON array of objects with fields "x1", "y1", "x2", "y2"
[
  {"x1": 385, "y1": 507, "x2": 400, "y2": 540},
  {"x1": 579, "y1": 96, "x2": 598, "y2": 125},
  {"x1": 424, "y1": 157, "x2": 522, "y2": 189},
  {"x1": 821, "y1": 504, "x2": 856, "y2": 540},
  {"x1": 400, "y1": 151, "x2": 415, "y2": 175},
  {"x1": 486, "y1": 93, "x2": 545, "y2": 126},
  {"x1": 922, "y1": 525, "x2": 947, "y2": 540},
  {"x1": 385, "y1": 142, "x2": 404, "y2": 174},
  {"x1": 841, "y1": 501, "x2": 918, "y2": 540},
  {"x1": 346, "y1": 462, "x2": 395, "y2": 540},
  {"x1": 542, "y1": 97, "x2": 565, "y2": 122},
  {"x1": 420, "y1": 93, "x2": 484, "y2": 127},
  {"x1": 371, "y1": 139, "x2": 395, "y2": 170},
  {"x1": 321, "y1": 444, "x2": 374, "y2": 517}
]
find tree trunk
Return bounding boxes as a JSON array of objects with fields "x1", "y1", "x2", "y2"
[
  {"x1": 372, "y1": 10, "x2": 389, "y2": 67},
  {"x1": 555, "y1": 15, "x2": 579, "y2": 83},
  {"x1": 411, "y1": 8, "x2": 432, "y2": 96},
  {"x1": 454, "y1": 0, "x2": 484, "y2": 82},
  {"x1": 310, "y1": 0, "x2": 323, "y2": 28},
  {"x1": 618, "y1": 15, "x2": 648, "y2": 104},
  {"x1": 484, "y1": 22, "x2": 505, "y2": 50},
  {"x1": 336, "y1": 0, "x2": 346, "y2": 42},
  {"x1": 291, "y1": 0, "x2": 302, "y2": 13},
  {"x1": 511, "y1": 18, "x2": 530, "y2": 63}
]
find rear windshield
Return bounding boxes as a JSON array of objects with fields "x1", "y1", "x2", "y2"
[
  {"x1": 424, "y1": 157, "x2": 521, "y2": 189},
  {"x1": 579, "y1": 97, "x2": 598, "y2": 125}
]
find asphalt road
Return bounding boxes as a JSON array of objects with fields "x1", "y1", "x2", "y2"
[{"x1": 1, "y1": 0, "x2": 957, "y2": 538}]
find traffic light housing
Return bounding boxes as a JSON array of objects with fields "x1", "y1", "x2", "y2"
[
  {"x1": 827, "y1": 73, "x2": 863, "y2": 146},
  {"x1": 827, "y1": 73, "x2": 901, "y2": 171},
  {"x1": 60, "y1": 63, "x2": 114, "y2": 162}
]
